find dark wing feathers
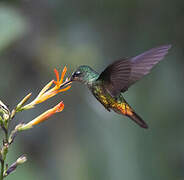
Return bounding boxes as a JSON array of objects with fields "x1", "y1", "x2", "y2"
[
  {"x1": 109, "y1": 59, "x2": 131, "y2": 95},
  {"x1": 129, "y1": 45, "x2": 171, "y2": 86},
  {"x1": 98, "y1": 45, "x2": 171, "y2": 97}
]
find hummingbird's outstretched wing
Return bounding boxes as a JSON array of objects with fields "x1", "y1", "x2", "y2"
[{"x1": 98, "y1": 45, "x2": 171, "y2": 97}]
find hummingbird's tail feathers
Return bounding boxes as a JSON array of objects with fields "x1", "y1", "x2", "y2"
[
  {"x1": 111, "y1": 100, "x2": 148, "y2": 129},
  {"x1": 126, "y1": 111, "x2": 148, "y2": 129}
]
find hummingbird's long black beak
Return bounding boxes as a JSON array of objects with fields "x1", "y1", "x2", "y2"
[{"x1": 60, "y1": 77, "x2": 73, "y2": 88}]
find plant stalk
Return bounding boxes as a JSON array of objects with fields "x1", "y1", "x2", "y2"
[{"x1": 0, "y1": 160, "x2": 4, "y2": 180}]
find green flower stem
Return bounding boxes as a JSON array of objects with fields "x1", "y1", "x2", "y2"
[
  {"x1": 0, "y1": 120, "x2": 10, "y2": 180},
  {"x1": 0, "y1": 159, "x2": 4, "y2": 180}
]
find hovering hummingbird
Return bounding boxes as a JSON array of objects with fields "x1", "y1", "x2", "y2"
[{"x1": 62, "y1": 45, "x2": 171, "y2": 128}]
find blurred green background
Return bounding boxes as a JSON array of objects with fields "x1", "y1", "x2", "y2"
[{"x1": 0, "y1": 0, "x2": 184, "y2": 180}]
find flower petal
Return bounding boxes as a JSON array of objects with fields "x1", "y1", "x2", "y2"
[
  {"x1": 59, "y1": 66, "x2": 67, "y2": 85},
  {"x1": 54, "y1": 68, "x2": 60, "y2": 83}
]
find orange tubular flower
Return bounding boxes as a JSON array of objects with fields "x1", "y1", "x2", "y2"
[
  {"x1": 18, "y1": 102, "x2": 64, "y2": 130},
  {"x1": 21, "y1": 66, "x2": 71, "y2": 110}
]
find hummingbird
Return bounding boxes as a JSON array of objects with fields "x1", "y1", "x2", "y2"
[{"x1": 62, "y1": 45, "x2": 171, "y2": 128}]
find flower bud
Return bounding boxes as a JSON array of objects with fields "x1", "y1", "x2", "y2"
[
  {"x1": 16, "y1": 155, "x2": 27, "y2": 164},
  {"x1": 16, "y1": 93, "x2": 32, "y2": 111},
  {"x1": 4, "y1": 155, "x2": 27, "y2": 177},
  {"x1": 0, "y1": 100, "x2": 10, "y2": 121}
]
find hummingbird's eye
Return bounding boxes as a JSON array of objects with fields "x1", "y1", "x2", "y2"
[{"x1": 74, "y1": 71, "x2": 81, "y2": 76}]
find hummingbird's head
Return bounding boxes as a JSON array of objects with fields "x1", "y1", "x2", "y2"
[
  {"x1": 60, "y1": 65, "x2": 98, "y2": 88},
  {"x1": 71, "y1": 65, "x2": 98, "y2": 84}
]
